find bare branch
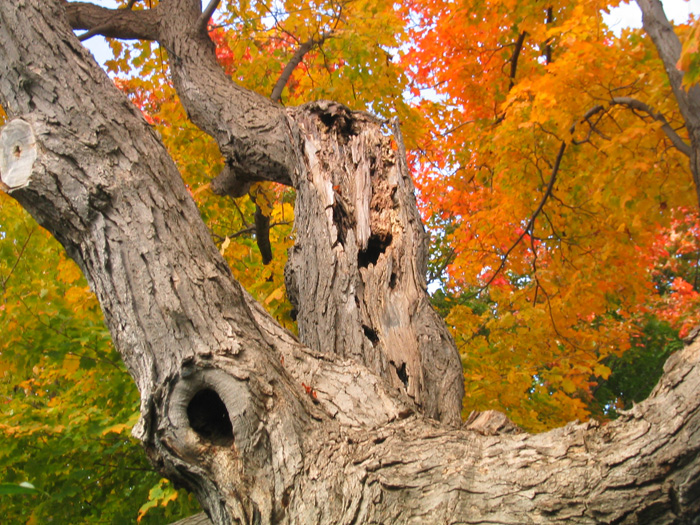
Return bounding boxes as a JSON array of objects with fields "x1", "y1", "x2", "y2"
[
  {"x1": 610, "y1": 96, "x2": 691, "y2": 157},
  {"x1": 571, "y1": 98, "x2": 691, "y2": 156},
  {"x1": 480, "y1": 141, "x2": 565, "y2": 291},
  {"x1": 254, "y1": 204, "x2": 273, "y2": 264},
  {"x1": 197, "y1": 0, "x2": 221, "y2": 33},
  {"x1": 0, "y1": 229, "x2": 34, "y2": 293},
  {"x1": 635, "y1": 0, "x2": 685, "y2": 101},
  {"x1": 635, "y1": 0, "x2": 700, "y2": 209},
  {"x1": 508, "y1": 31, "x2": 527, "y2": 92},
  {"x1": 270, "y1": 37, "x2": 321, "y2": 103},
  {"x1": 543, "y1": 6, "x2": 553, "y2": 65}
]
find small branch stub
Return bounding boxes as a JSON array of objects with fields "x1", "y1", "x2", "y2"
[{"x1": 0, "y1": 119, "x2": 36, "y2": 191}]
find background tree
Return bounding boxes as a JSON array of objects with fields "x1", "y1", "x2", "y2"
[
  {"x1": 0, "y1": 0, "x2": 699, "y2": 523},
  {"x1": 405, "y1": 0, "x2": 700, "y2": 429}
]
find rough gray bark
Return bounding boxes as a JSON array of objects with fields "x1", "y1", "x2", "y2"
[
  {"x1": 1, "y1": 1, "x2": 699, "y2": 524},
  {"x1": 67, "y1": 0, "x2": 464, "y2": 424}
]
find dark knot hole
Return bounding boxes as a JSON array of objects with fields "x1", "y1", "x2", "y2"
[
  {"x1": 187, "y1": 388, "x2": 234, "y2": 446},
  {"x1": 395, "y1": 362, "x2": 409, "y2": 389}
]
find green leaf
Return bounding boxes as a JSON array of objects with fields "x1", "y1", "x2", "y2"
[{"x1": 0, "y1": 482, "x2": 43, "y2": 496}]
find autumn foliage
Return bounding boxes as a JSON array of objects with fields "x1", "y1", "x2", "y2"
[
  {"x1": 405, "y1": 0, "x2": 699, "y2": 430},
  {"x1": 1, "y1": 0, "x2": 699, "y2": 521}
]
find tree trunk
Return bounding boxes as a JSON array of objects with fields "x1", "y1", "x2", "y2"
[
  {"x1": 284, "y1": 102, "x2": 463, "y2": 425},
  {"x1": 1, "y1": 1, "x2": 699, "y2": 523}
]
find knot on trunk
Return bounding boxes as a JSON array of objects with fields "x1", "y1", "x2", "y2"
[
  {"x1": 156, "y1": 367, "x2": 279, "y2": 523},
  {"x1": 166, "y1": 367, "x2": 264, "y2": 453}
]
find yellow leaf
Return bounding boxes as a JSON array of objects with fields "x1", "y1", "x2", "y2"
[
  {"x1": 594, "y1": 363, "x2": 611, "y2": 380},
  {"x1": 57, "y1": 257, "x2": 83, "y2": 284},
  {"x1": 264, "y1": 286, "x2": 284, "y2": 306},
  {"x1": 62, "y1": 354, "x2": 80, "y2": 374},
  {"x1": 102, "y1": 423, "x2": 129, "y2": 436},
  {"x1": 561, "y1": 379, "x2": 576, "y2": 394},
  {"x1": 64, "y1": 286, "x2": 90, "y2": 306},
  {"x1": 220, "y1": 236, "x2": 231, "y2": 256}
]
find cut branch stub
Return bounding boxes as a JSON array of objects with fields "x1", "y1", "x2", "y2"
[{"x1": 0, "y1": 119, "x2": 37, "y2": 191}]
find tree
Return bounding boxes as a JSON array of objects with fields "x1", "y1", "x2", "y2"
[
  {"x1": 0, "y1": 0, "x2": 699, "y2": 523},
  {"x1": 404, "y1": 0, "x2": 700, "y2": 430}
]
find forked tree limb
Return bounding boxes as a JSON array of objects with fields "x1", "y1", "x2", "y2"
[
  {"x1": 479, "y1": 140, "x2": 565, "y2": 291},
  {"x1": 2, "y1": 2, "x2": 700, "y2": 524},
  {"x1": 573, "y1": 97, "x2": 691, "y2": 156},
  {"x1": 66, "y1": 1, "x2": 160, "y2": 41}
]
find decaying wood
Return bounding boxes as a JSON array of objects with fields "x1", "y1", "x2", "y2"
[
  {"x1": 66, "y1": 0, "x2": 464, "y2": 424},
  {"x1": 1, "y1": 1, "x2": 699, "y2": 524},
  {"x1": 285, "y1": 101, "x2": 463, "y2": 424}
]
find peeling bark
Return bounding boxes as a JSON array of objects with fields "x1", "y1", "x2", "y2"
[{"x1": 1, "y1": 1, "x2": 700, "y2": 524}]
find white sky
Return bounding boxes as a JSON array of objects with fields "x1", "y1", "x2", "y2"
[{"x1": 604, "y1": 0, "x2": 697, "y2": 34}]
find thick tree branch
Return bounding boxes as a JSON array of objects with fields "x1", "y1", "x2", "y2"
[
  {"x1": 66, "y1": 1, "x2": 298, "y2": 190},
  {"x1": 507, "y1": 31, "x2": 527, "y2": 92},
  {"x1": 635, "y1": 0, "x2": 693, "y2": 108},
  {"x1": 3, "y1": 2, "x2": 700, "y2": 524},
  {"x1": 159, "y1": 1, "x2": 299, "y2": 188},
  {"x1": 76, "y1": 0, "x2": 140, "y2": 41},
  {"x1": 0, "y1": 3, "x2": 412, "y2": 520},
  {"x1": 65, "y1": 1, "x2": 160, "y2": 41},
  {"x1": 69, "y1": 0, "x2": 460, "y2": 417},
  {"x1": 250, "y1": 32, "x2": 332, "y2": 265},
  {"x1": 253, "y1": 203, "x2": 273, "y2": 265},
  {"x1": 544, "y1": 6, "x2": 553, "y2": 64},
  {"x1": 270, "y1": 35, "x2": 329, "y2": 103}
]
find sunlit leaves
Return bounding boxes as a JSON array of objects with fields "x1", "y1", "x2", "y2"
[
  {"x1": 0, "y1": 192, "x2": 202, "y2": 523},
  {"x1": 678, "y1": 15, "x2": 700, "y2": 88},
  {"x1": 410, "y1": 0, "x2": 696, "y2": 430}
]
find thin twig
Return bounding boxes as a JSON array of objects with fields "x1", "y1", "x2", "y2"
[
  {"x1": 480, "y1": 141, "x2": 566, "y2": 291},
  {"x1": 1, "y1": 228, "x2": 34, "y2": 293},
  {"x1": 16, "y1": 295, "x2": 123, "y2": 371}
]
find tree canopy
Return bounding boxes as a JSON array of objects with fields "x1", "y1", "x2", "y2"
[{"x1": 1, "y1": 0, "x2": 699, "y2": 522}]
